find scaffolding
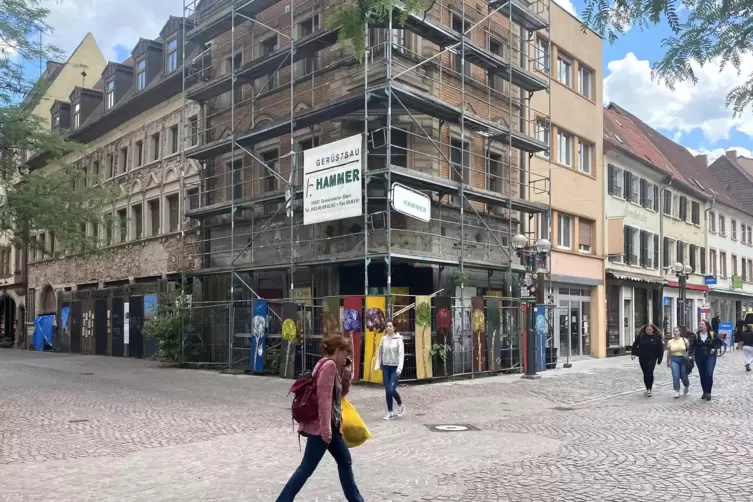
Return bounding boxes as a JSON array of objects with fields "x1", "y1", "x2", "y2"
[{"x1": 179, "y1": 0, "x2": 552, "y2": 370}]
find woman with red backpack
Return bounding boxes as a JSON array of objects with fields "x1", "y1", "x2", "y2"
[{"x1": 277, "y1": 335, "x2": 363, "y2": 502}]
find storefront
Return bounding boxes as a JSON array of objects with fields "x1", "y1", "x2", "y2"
[
  {"x1": 551, "y1": 284, "x2": 594, "y2": 360},
  {"x1": 663, "y1": 281, "x2": 708, "y2": 332},
  {"x1": 708, "y1": 290, "x2": 753, "y2": 330},
  {"x1": 605, "y1": 271, "x2": 664, "y2": 355}
]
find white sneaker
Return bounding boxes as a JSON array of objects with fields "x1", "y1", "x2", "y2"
[
  {"x1": 683, "y1": 386, "x2": 689, "y2": 395},
  {"x1": 644, "y1": 390, "x2": 651, "y2": 397},
  {"x1": 397, "y1": 403, "x2": 406, "y2": 417},
  {"x1": 382, "y1": 412, "x2": 394, "y2": 420},
  {"x1": 674, "y1": 390, "x2": 680, "y2": 399}
]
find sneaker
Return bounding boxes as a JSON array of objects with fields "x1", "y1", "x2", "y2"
[
  {"x1": 746, "y1": 364, "x2": 751, "y2": 372},
  {"x1": 643, "y1": 390, "x2": 651, "y2": 397},
  {"x1": 701, "y1": 393, "x2": 708, "y2": 400},
  {"x1": 397, "y1": 403, "x2": 406, "y2": 417},
  {"x1": 705, "y1": 394, "x2": 712, "y2": 401},
  {"x1": 382, "y1": 412, "x2": 394, "y2": 420},
  {"x1": 683, "y1": 386, "x2": 689, "y2": 395},
  {"x1": 674, "y1": 390, "x2": 680, "y2": 399}
]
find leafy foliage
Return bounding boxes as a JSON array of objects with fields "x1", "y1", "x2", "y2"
[
  {"x1": 327, "y1": 0, "x2": 432, "y2": 60},
  {"x1": 581, "y1": 0, "x2": 753, "y2": 116},
  {"x1": 143, "y1": 292, "x2": 193, "y2": 363},
  {"x1": 0, "y1": 0, "x2": 113, "y2": 254}
]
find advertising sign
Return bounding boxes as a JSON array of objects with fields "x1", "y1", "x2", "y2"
[
  {"x1": 391, "y1": 183, "x2": 431, "y2": 222},
  {"x1": 303, "y1": 134, "x2": 363, "y2": 225}
]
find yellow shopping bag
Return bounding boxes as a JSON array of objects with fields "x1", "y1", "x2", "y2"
[{"x1": 341, "y1": 398, "x2": 371, "y2": 448}]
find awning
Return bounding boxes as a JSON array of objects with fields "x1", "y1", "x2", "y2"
[
  {"x1": 607, "y1": 270, "x2": 666, "y2": 285},
  {"x1": 707, "y1": 288, "x2": 753, "y2": 298},
  {"x1": 666, "y1": 281, "x2": 708, "y2": 291}
]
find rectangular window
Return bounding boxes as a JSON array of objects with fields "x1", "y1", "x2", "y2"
[
  {"x1": 167, "y1": 194, "x2": 179, "y2": 232},
  {"x1": 148, "y1": 199, "x2": 160, "y2": 236},
  {"x1": 535, "y1": 118, "x2": 550, "y2": 158},
  {"x1": 557, "y1": 54, "x2": 572, "y2": 86},
  {"x1": 119, "y1": 147, "x2": 128, "y2": 175},
  {"x1": 167, "y1": 38, "x2": 178, "y2": 73},
  {"x1": 691, "y1": 201, "x2": 700, "y2": 225},
  {"x1": 262, "y1": 150, "x2": 279, "y2": 193},
  {"x1": 720, "y1": 215, "x2": 726, "y2": 235},
  {"x1": 169, "y1": 125, "x2": 179, "y2": 154},
  {"x1": 536, "y1": 37, "x2": 550, "y2": 72},
  {"x1": 679, "y1": 196, "x2": 688, "y2": 221},
  {"x1": 710, "y1": 249, "x2": 717, "y2": 276},
  {"x1": 676, "y1": 240, "x2": 684, "y2": 265},
  {"x1": 629, "y1": 173, "x2": 640, "y2": 204},
  {"x1": 151, "y1": 132, "x2": 160, "y2": 161},
  {"x1": 105, "y1": 80, "x2": 115, "y2": 110},
  {"x1": 450, "y1": 139, "x2": 470, "y2": 206},
  {"x1": 689, "y1": 244, "x2": 697, "y2": 273},
  {"x1": 663, "y1": 189, "x2": 672, "y2": 215},
  {"x1": 748, "y1": 226, "x2": 752, "y2": 244},
  {"x1": 732, "y1": 219, "x2": 738, "y2": 240},
  {"x1": 188, "y1": 116, "x2": 198, "y2": 146},
  {"x1": 701, "y1": 247, "x2": 706, "y2": 275},
  {"x1": 732, "y1": 254, "x2": 738, "y2": 277},
  {"x1": 578, "y1": 140, "x2": 592, "y2": 174},
  {"x1": 720, "y1": 251, "x2": 728, "y2": 277},
  {"x1": 557, "y1": 131, "x2": 572, "y2": 166},
  {"x1": 537, "y1": 212, "x2": 551, "y2": 240},
  {"x1": 743, "y1": 259, "x2": 748, "y2": 282},
  {"x1": 107, "y1": 154, "x2": 114, "y2": 179},
  {"x1": 299, "y1": 15, "x2": 320, "y2": 76},
  {"x1": 91, "y1": 160, "x2": 100, "y2": 185},
  {"x1": 709, "y1": 211, "x2": 716, "y2": 232},
  {"x1": 135, "y1": 140, "x2": 143, "y2": 167},
  {"x1": 743, "y1": 226, "x2": 748, "y2": 244},
  {"x1": 73, "y1": 103, "x2": 80, "y2": 129},
  {"x1": 578, "y1": 65, "x2": 593, "y2": 98},
  {"x1": 748, "y1": 259, "x2": 753, "y2": 281},
  {"x1": 229, "y1": 159, "x2": 243, "y2": 200},
  {"x1": 297, "y1": 136, "x2": 320, "y2": 185},
  {"x1": 117, "y1": 208, "x2": 127, "y2": 243},
  {"x1": 261, "y1": 36, "x2": 279, "y2": 89},
  {"x1": 105, "y1": 219, "x2": 112, "y2": 246},
  {"x1": 578, "y1": 218, "x2": 593, "y2": 253},
  {"x1": 451, "y1": 15, "x2": 472, "y2": 77},
  {"x1": 137, "y1": 58, "x2": 146, "y2": 90},
  {"x1": 132, "y1": 204, "x2": 143, "y2": 240},
  {"x1": 607, "y1": 164, "x2": 624, "y2": 197},
  {"x1": 488, "y1": 38, "x2": 506, "y2": 92},
  {"x1": 557, "y1": 213, "x2": 572, "y2": 249}
]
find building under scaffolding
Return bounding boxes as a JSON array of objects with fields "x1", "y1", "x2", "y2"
[{"x1": 179, "y1": 0, "x2": 552, "y2": 374}]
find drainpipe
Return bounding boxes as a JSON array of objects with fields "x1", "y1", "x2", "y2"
[{"x1": 518, "y1": 24, "x2": 528, "y2": 233}]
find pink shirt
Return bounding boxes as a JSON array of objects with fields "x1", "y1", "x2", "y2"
[{"x1": 298, "y1": 358, "x2": 352, "y2": 437}]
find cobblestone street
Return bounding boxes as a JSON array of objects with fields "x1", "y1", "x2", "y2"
[{"x1": 1, "y1": 350, "x2": 752, "y2": 501}]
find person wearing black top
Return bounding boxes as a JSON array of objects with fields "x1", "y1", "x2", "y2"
[
  {"x1": 688, "y1": 319, "x2": 724, "y2": 401},
  {"x1": 738, "y1": 324, "x2": 753, "y2": 371},
  {"x1": 631, "y1": 324, "x2": 664, "y2": 397}
]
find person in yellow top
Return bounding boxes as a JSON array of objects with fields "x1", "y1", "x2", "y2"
[{"x1": 665, "y1": 327, "x2": 690, "y2": 398}]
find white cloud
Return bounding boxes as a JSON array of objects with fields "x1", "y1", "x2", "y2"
[
  {"x1": 553, "y1": 0, "x2": 577, "y2": 15},
  {"x1": 686, "y1": 146, "x2": 753, "y2": 164},
  {"x1": 43, "y1": 0, "x2": 183, "y2": 62},
  {"x1": 604, "y1": 52, "x2": 753, "y2": 144}
]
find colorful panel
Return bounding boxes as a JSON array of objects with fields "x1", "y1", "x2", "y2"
[
  {"x1": 486, "y1": 297, "x2": 502, "y2": 372},
  {"x1": 323, "y1": 297, "x2": 341, "y2": 339},
  {"x1": 471, "y1": 297, "x2": 486, "y2": 372},
  {"x1": 343, "y1": 296, "x2": 363, "y2": 381},
  {"x1": 453, "y1": 287, "x2": 474, "y2": 374},
  {"x1": 362, "y1": 296, "x2": 386, "y2": 384},
  {"x1": 414, "y1": 295, "x2": 433, "y2": 380},
  {"x1": 250, "y1": 299, "x2": 268, "y2": 373},
  {"x1": 433, "y1": 296, "x2": 453, "y2": 377},
  {"x1": 279, "y1": 302, "x2": 298, "y2": 379}
]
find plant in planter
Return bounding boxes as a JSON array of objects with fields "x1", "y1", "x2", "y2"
[{"x1": 430, "y1": 343, "x2": 451, "y2": 377}]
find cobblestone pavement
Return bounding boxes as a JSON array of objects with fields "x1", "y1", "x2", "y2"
[{"x1": 1, "y1": 349, "x2": 752, "y2": 501}]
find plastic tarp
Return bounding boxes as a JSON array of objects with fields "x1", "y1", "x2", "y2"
[
  {"x1": 60, "y1": 306, "x2": 70, "y2": 330},
  {"x1": 32, "y1": 314, "x2": 56, "y2": 351}
]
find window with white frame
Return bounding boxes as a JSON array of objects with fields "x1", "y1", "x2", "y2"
[
  {"x1": 720, "y1": 214, "x2": 726, "y2": 236},
  {"x1": 720, "y1": 251, "x2": 728, "y2": 277},
  {"x1": 105, "y1": 80, "x2": 114, "y2": 110},
  {"x1": 73, "y1": 103, "x2": 80, "y2": 129},
  {"x1": 630, "y1": 175, "x2": 640, "y2": 204},
  {"x1": 608, "y1": 164, "x2": 624, "y2": 197},
  {"x1": 535, "y1": 118, "x2": 550, "y2": 158},
  {"x1": 557, "y1": 53, "x2": 572, "y2": 86},
  {"x1": 578, "y1": 65, "x2": 593, "y2": 98},
  {"x1": 557, "y1": 213, "x2": 572, "y2": 249},
  {"x1": 578, "y1": 218, "x2": 593, "y2": 253},
  {"x1": 557, "y1": 130, "x2": 572, "y2": 166},
  {"x1": 578, "y1": 140, "x2": 592, "y2": 174},
  {"x1": 709, "y1": 211, "x2": 716, "y2": 232},
  {"x1": 662, "y1": 189, "x2": 672, "y2": 215},
  {"x1": 710, "y1": 249, "x2": 717, "y2": 275},
  {"x1": 536, "y1": 37, "x2": 550, "y2": 72},
  {"x1": 732, "y1": 219, "x2": 738, "y2": 240},
  {"x1": 537, "y1": 212, "x2": 551, "y2": 240},
  {"x1": 167, "y1": 38, "x2": 178, "y2": 73},
  {"x1": 137, "y1": 58, "x2": 146, "y2": 91}
]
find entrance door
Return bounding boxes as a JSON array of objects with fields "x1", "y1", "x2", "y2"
[
  {"x1": 128, "y1": 296, "x2": 144, "y2": 359},
  {"x1": 70, "y1": 301, "x2": 82, "y2": 354},
  {"x1": 111, "y1": 298, "x2": 124, "y2": 357},
  {"x1": 95, "y1": 299, "x2": 108, "y2": 356},
  {"x1": 569, "y1": 303, "x2": 582, "y2": 356},
  {"x1": 581, "y1": 301, "x2": 591, "y2": 356},
  {"x1": 623, "y1": 298, "x2": 633, "y2": 347}
]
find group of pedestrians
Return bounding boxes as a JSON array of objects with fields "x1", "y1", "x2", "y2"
[{"x1": 632, "y1": 319, "x2": 736, "y2": 401}]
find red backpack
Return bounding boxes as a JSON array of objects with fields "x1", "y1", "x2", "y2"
[{"x1": 289, "y1": 368, "x2": 319, "y2": 424}]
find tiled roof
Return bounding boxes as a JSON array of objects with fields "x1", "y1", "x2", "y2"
[
  {"x1": 606, "y1": 103, "x2": 733, "y2": 204},
  {"x1": 707, "y1": 154, "x2": 753, "y2": 216}
]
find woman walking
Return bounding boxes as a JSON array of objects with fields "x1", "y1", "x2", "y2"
[
  {"x1": 631, "y1": 324, "x2": 664, "y2": 397},
  {"x1": 374, "y1": 319, "x2": 405, "y2": 420},
  {"x1": 738, "y1": 323, "x2": 753, "y2": 371},
  {"x1": 277, "y1": 335, "x2": 363, "y2": 502},
  {"x1": 666, "y1": 327, "x2": 690, "y2": 398},
  {"x1": 689, "y1": 319, "x2": 724, "y2": 401}
]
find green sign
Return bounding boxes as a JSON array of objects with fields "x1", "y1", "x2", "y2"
[{"x1": 733, "y1": 275, "x2": 743, "y2": 290}]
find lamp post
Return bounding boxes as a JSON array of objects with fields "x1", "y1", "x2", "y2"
[
  {"x1": 512, "y1": 234, "x2": 552, "y2": 379},
  {"x1": 673, "y1": 262, "x2": 693, "y2": 333}
]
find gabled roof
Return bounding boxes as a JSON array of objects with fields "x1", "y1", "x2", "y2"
[
  {"x1": 606, "y1": 103, "x2": 734, "y2": 205},
  {"x1": 708, "y1": 153, "x2": 753, "y2": 216}
]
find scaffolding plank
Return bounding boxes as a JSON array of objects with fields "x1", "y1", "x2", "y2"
[
  {"x1": 187, "y1": 187, "x2": 301, "y2": 219},
  {"x1": 186, "y1": 74, "x2": 233, "y2": 102},
  {"x1": 186, "y1": 0, "x2": 281, "y2": 43},
  {"x1": 488, "y1": 0, "x2": 548, "y2": 32},
  {"x1": 459, "y1": 43, "x2": 548, "y2": 92}
]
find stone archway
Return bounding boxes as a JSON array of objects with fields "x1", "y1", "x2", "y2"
[{"x1": 40, "y1": 285, "x2": 56, "y2": 314}]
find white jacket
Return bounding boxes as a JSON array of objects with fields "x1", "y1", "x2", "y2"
[{"x1": 375, "y1": 333, "x2": 405, "y2": 374}]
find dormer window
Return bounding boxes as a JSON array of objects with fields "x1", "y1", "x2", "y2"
[
  {"x1": 105, "y1": 80, "x2": 115, "y2": 110},
  {"x1": 73, "y1": 103, "x2": 80, "y2": 129},
  {"x1": 137, "y1": 59, "x2": 146, "y2": 90},
  {"x1": 167, "y1": 39, "x2": 178, "y2": 73}
]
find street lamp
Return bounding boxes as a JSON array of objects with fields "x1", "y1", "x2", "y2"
[
  {"x1": 673, "y1": 262, "x2": 692, "y2": 333},
  {"x1": 512, "y1": 233, "x2": 551, "y2": 379}
]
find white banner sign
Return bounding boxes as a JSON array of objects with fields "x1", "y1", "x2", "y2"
[
  {"x1": 124, "y1": 302, "x2": 130, "y2": 345},
  {"x1": 391, "y1": 183, "x2": 431, "y2": 222},
  {"x1": 303, "y1": 134, "x2": 363, "y2": 225}
]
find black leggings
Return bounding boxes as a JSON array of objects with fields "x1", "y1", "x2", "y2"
[{"x1": 639, "y1": 356, "x2": 657, "y2": 390}]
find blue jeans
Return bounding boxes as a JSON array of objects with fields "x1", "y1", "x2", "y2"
[
  {"x1": 276, "y1": 425, "x2": 363, "y2": 502},
  {"x1": 382, "y1": 365, "x2": 402, "y2": 412},
  {"x1": 695, "y1": 354, "x2": 717, "y2": 394},
  {"x1": 670, "y1": 356, "x2": 689, "y2": 391}
]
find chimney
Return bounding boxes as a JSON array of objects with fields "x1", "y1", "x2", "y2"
[
  {"x1": 695, "y1": 154, "x2": 708, "y2": 168},
  {"x1": 726, "y1": 150, "x2": 737, "y2": 161}
]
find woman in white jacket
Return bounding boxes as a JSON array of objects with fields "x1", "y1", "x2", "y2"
[{"x1": 374, "y1": 319, "x2": 405, "y2": 420}]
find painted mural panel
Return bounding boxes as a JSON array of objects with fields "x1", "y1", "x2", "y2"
[
  {"x1": 343, "y1": 296, "x2": 362, "y2": 380},
  {"x1": 251, "y1": 299, "x2": 268, "y2": 373},
  {"x1": 362, "y1": 296, "x2": 386, "y2": 384},
  {"x1": 414, "y1": 295, "x2": 432, "y2": 379},
  {"x1": 433, "y1": 296, "x2": 452, "y2": 377}
]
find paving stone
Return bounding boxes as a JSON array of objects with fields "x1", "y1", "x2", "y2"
[{"x1": 0, "y1": 350, "x2": 752, "y2": 501}]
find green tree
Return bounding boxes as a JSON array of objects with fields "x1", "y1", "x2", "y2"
[
  {"x1": 142, "y1": 291, "x2": 194, "y2": 363},
  {"x1": 0, "y1": 0, "x2": 113, "y2": 255},
  {"x1": 582, "y1": 0, "x2": 753, "y2": 115}
]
